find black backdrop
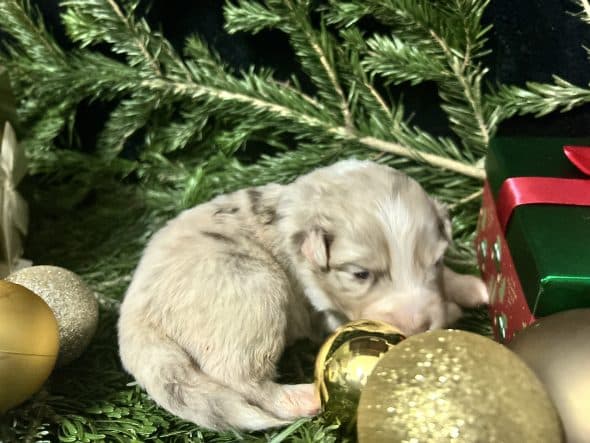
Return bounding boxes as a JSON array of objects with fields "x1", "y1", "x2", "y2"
[{"x1": 29, "y1": 0, "x2": 590, "y2": 141}]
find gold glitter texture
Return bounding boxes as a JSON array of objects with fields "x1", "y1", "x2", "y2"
[
  {"x1": 7, "y1": 265, "x2": 99, "y2": 367},
  {"x1": 357, "y1": 329, "x2": 563, "y2": 443}
]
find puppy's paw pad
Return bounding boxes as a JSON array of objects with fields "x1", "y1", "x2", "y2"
[{"x1": 276, "y1": 383, "x2": 320, "y2": 419}]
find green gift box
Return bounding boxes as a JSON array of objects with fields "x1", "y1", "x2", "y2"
[
  {"x1": 481, "y1": 137, "x2": 590, "y2": 326},
  {"x1": 477, "y1": 137, "x2": 590, "y2": 339}
]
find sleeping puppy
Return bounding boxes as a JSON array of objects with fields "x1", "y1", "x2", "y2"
[{"x1": 117, "y1": 159, "x2": 488, "y2": 431}]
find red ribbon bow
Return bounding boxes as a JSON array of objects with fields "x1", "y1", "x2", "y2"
[{"x1": 496, "y1": 146, "x2": 590, "y2": 232}]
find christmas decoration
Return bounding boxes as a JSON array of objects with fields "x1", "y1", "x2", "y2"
[
  {"x1": 314, "y1": 320, "x2": 405, "y2": 426},
  {"x1": 6, "y1": 265, "x2": 99, "y2": 367},
  {"x1": 0, "y1": 280, "x2": 59, "y2": 412},
  {"x1": 476, "y1": 139, "x2": 590, "y2": 342},
  {"x1": 1, "y1": 0, "x2": 590, "y2": 440},
  {"x1": 357, "y1": 329, "x2": 563, "y2": 443},
  {"x1": 508, "y1": 309, "x2": 590, "y2": 443},
  {"x1": 0, "y1": 122, "x2": 28, "y2": 278}
]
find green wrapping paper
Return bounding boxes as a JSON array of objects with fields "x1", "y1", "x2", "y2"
[{"x1": 486, "y1": 137, "x2": 590, "y2": 316}]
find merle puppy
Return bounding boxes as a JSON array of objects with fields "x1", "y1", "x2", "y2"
[{"x1": 118, "y1": 160, "x2": 488, "y2": 431}]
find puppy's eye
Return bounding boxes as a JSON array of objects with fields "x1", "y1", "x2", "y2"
[{"x1": 353, "y1": 270, "x2": 371, "y2": 280}]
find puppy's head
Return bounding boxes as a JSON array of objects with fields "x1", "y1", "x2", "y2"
[{"x1": 279, "y1": 159, "x2": 455, "y2": 336}]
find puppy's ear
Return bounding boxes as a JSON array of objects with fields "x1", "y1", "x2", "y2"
[
  {"x1": 294, "y1": 227, "x2": 332, "y2": 270},
  {"x1": 432, "y1": 198, "x2": 452, "y2": 242}
]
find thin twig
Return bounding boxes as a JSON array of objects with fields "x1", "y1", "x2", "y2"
[
  {"x1": 448, "y1": 189, "x2": 484, "y2": 211},
  {"x1": 366, "y1": 80, "x2": 394, "y2": 119},
  {"x1": 357, "y1": 135, "x2": 485, "y2": 179}
]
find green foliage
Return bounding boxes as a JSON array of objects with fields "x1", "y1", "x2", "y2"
[
  {"x1": 5, "y1": 0, "x2": 588, "y2": 440},
  {"x1": 362, "y1": 34, "x2": 448, "y2": 85},
  {"x1": 0, "y1": 0, "x2": 493, "y2": 203},
  {"x1": 490, "y1": 75, "x2": 590, "y2": 119}
]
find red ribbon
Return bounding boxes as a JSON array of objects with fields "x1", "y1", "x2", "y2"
[{"x1": 496, "y1": 146, "x2": 590, "y2": 232}]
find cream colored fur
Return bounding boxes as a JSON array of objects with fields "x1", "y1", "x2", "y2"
[{"x1": 117, "y1": 160, "x2": 488, "y2": 431}]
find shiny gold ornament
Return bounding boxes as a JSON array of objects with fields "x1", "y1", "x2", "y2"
[
  {"x1": 7, "y1": 265, "x2": 99, "y2": 367},
  {"x1": 358, "y1": 329, "x2": 563, "y2": 443},
  {"x1": 315, "y1": 319, "x2": 405, "y2": 426},
  {"x1": 0, "y1": 280, "x2": 59, "y2": 412},
  {"x1": 508, "y1": 309, "x2": 590, "y2": 443}
]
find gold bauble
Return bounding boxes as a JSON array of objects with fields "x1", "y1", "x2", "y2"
[
  {"x1": 508, "y1": 309, "x2": 590, "y2": 443},
  {"x1": 315, "y1": 319, "x2": 405, "y2": 426},
  {"x1": 358, "y1": 329, "x2": 563, "y2": 443},
  {"x1": 0, "y1": 280, "x2": 59, "y2": 412},
  {"x1": 7, "y1": 266, "x2": 99, "y2": 367}
]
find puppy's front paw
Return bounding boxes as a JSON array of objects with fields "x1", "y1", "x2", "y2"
[
  {"x1": 273, "y1": 383, "x2": 321, "y2": 420},
  {"x1": 459, "y1": 274, "x2": 489, "y2": 307},
  {"x1": 472, "y1": 276, "x2": 489, "y2": 305},
  {"x1": 443, "y1": 267, "x2": 489, "y2": 307}
]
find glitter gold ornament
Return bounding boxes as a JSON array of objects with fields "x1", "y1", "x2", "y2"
[
  {"x1": 7, "y1": 265, "x2": 99, "y2": 367},
  {"x1": 357, "y1": 329, "x2": 563, "y2": 443},
  {"x1": 314, "y1": 319, "x2": 405, "y2": 426},
  {"x1": 508, "y1": 309, "x2": 590, "y2": 443},
  {"x1": 0, "y1": 280, "x2": 59, "y2": 412}
]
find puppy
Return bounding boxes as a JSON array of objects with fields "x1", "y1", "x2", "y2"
[{"x1": 117, "y1": 159, "x2": 487, "y2": 431}]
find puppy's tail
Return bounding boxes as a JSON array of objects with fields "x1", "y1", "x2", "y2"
[{"x1": 118, "y1": 322, "x2": 288, "y2": 431}]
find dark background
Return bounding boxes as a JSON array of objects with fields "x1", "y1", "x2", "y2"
[{"x1": 30, "y1": 0, "x2": 590, "y2": 139}]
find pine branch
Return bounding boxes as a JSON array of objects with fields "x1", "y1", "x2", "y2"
[
  {"x1": 490, "y1": 75, "x2": 590, "y2": 118},
  {"x1": 96, "y1": 96, "x2": 158, "y2": 159},
  {"x1": 322, "y1": 2, "x2": 371, "y2": 27},
  {"x1": 62, "y1": 0, "x2": 161, "y2": 74},
  {"x1": 362, "y1": 34, "x2": 448, "y2": 85},
  {"x1": 429, "y1": 6, "x2": 493, "y2": 153},
  {"x1": 434, "y1": 30, "x2": 491, "y2": 150},
  {"x1": 62, "y1": 0, "x2": 190, "y2": 78},
  {"x1": 225, "y1": 0, "x2": 354, "y2": 127},
  {"x1": 0, "y1": 0, "x2": 488, "y2": 186},
  {"x1": 223, "y1": 0, "x2": 284, "y2": 34},
  {"x1": 279, "y1": 0, "x2": 353, "y2": 128},
  {"x1": 325, "y1": 26, "x2": 400, "y2": 134},
  {"x1": 0, "y1": 0, "x2": 66, "y2": 64},
  {"x1": 139, "y1": 75, "x2": 484, "y2": 179},
  {"x1": 147, "y1": 107, "x2": 210, "y2": 155}
]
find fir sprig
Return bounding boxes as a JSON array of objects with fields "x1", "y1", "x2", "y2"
[{"x1": 490, "y1": 75, "x2": 590, "y2": 118}]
